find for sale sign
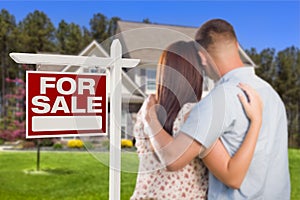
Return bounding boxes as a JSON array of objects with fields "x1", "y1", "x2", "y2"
[{"x1": 26, "y1": 71, "x2": 107, "y2": 138}]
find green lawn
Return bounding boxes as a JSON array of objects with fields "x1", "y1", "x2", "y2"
[
  {"x1": 0, "y1": 151, "x2": 138, "y2": 200},
  {"x1": 0, "y1": 149, "x2": 299, "y2": 200},
  {"x1": 289, "y1": 149, "x2": 300, "y2": 200}
]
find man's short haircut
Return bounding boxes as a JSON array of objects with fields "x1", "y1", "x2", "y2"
[{"x1": 195, "y1": 19, "x2": 237, "y2": 51}]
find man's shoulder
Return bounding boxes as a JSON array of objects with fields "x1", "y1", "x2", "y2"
[
  {"x1": 253, "y1": 76, "x2": 285, "y2": 106},
  {"x1": 210, "y1": 82, "x2": 241, "y2": 102}
]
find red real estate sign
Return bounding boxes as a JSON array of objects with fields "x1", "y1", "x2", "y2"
[{"x1": 26, "y1": 71, "x2": 107, "y2": 138}]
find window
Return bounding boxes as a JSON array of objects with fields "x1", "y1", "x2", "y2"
[{"x1": 146, "y1": 69, "x2": 156, "y2": 91}]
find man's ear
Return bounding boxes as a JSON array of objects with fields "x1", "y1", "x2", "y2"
[
  {"x1": 236, "y1": 41, "x2": 240, "y2": 49},
  {"x1": 198, "y1": 51, "x2": 207, "y2": 66}
]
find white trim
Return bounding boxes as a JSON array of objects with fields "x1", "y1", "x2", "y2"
[
  {"x1": 109, "y1": 40, "x2": 122, "y2": 200},
  {"x1": 238, "y1": 45, "x2": 256, "y2": 67},
  {"x1": 10, "y1": 53, "x2": 139, "y2": 69},
  {"x1": 122, "y1": 71, "x2": 147, "y2": 98},
  {"x1": 62, "y1": 40, "x2": 110, "y2": 72},
  {"x1": 79, "y1": 40, "x2": 110, "y2": 57}
]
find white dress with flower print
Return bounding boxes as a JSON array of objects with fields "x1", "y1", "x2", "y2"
[{"x1": 130, "y1": 103, "x2": 208, "y2": 200}]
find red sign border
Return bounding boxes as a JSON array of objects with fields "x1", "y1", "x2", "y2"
[{"x1": 26, "y1": 71, "x2": 108, "y2": 139}]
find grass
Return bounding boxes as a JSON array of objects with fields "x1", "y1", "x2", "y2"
[
  {"x1": 0, "y1": 151, "x2": 138, "y2": 200},
  {"x1": 0, "y1": 149, "x2": 299, "y2": 200},
  {"x1": 289, "y1": 149, "x2": 300, "y2": 199}
]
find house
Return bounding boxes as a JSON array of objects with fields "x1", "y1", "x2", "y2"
[{"x1": 39, "y1": 20, "x2": 256, "y2": 139}]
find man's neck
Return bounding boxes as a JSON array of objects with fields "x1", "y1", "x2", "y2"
[
  {"x1": 214, "y1": 54, "x2": 244, "y2": 77},
  {"x1": 219, "y1": 62, "x2": 244, "y2": 77}
]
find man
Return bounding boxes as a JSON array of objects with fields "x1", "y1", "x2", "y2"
[{"x1": 143, "y1": 19, "x2": 290, "y2": 199}]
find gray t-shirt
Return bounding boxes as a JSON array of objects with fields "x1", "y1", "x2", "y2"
[{"x1": 181, "y1": 67, "x2": 290, "y2": 199}]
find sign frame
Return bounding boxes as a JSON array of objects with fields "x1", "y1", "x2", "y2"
[
  {"x1": 10, "y1": 39, "x2": 140, "y2": 200},
  {"x1": 26, "y1": 71, "x2": 108, "y2": 139}
]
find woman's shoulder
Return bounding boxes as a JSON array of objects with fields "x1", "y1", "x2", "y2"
[
  {"x1": 178, "y1": 102, "x2": 197, "y2": 118},
  {"x1": 173, "y1": 102, "x2": 197, "y2": 135}
]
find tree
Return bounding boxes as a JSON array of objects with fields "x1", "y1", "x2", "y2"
[
  {"x1": 247, "y1": 47, "x2": 300, "y2": 147},
  {"x1": 0, "y1": 9, "x2": 17, "y2": 122},
  {"x1": 273, "y1": 47, "x2": 300, "y2": 147},
  {"x1": 18, "y1": 10, "x2": 56, "y2": 53},
  {"x1": 246, "y1": 48, "x2": 276, "y2": 85},
  {"x1": 82, "y1": 26, "x2": 93, "y2": 49},
  {"x1": 56, "y1": 20, "x2": 68, "y2": 53},
  {"x1": 56, "y1": 20, "x2": 84, "y2": 54},
  {"x1": 257, "y1": 48, "x2": 276, "y2": 85},
  {"x1": 142, "y1": 18, "x2": 151, "y2": 24},
  {"x1": 0, "y1": 75, "x2": 26, "y2": 141},
  {"x1": 90, "y1": 13, "x2": 108, "y2": 43},
  {"x1": 107, "y1": 17, "x2": 120, "y2": 37}
]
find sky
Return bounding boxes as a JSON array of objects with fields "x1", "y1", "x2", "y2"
[{"x1": 1, "y1": 0, "x2": 300, "y2": 52}]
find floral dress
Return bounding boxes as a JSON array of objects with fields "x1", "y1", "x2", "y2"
[{"x1": 130, "y1": 103, "x2": 208, "y2": 200}]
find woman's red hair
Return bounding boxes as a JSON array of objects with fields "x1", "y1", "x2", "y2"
[{"x1": 156, "y1": 41, "x2": 203, "y2": 135}]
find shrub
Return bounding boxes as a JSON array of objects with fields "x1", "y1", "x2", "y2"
[
  {"x1": 67, "y1": 139, "x2": 84, "y2": 148},
  {"x1": 98, "y1": 139, "x2": 110, "y2": 150},
  {"x1": 53, "y1": 143, "x2": 63, "y2": 150},
  {"x1": 101, "y1": 139, "x2": 110, "y2": 148},
  {"x1": 23, "y1": 141, "x2": 36, "y2": 149},
  {"x1": 39, "y1": 139, "x2": 54, "y2": 147},
  {"x1": 83, "y1": 141, "x2": 94, "y2": 150},
  {"x1": 121, "y1": 139, "x2": 133, "y2": 148}
]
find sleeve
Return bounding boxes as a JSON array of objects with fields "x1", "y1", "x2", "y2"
[
  {"x1": 133, "y1": 111, "x2": 153, "y2": 155},
  {"x1": 172, "y1": 103, "x2": 195, "y2": 135},
  {"x1": 180, "y1": 85, "x2": 229, "y2": 149}
]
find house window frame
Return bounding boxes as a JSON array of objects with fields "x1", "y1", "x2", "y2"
[{"x1": 145, "y1": 69, "x2": 156, "y2": 93}]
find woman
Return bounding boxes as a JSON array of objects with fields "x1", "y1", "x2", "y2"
[{"x1": 130, "y1": 41, "x2": 262, "y2": 200}]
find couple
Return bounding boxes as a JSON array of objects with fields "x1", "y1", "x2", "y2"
[{"x1": 131, "y1": 19, "x2": 290, "y2": 200}]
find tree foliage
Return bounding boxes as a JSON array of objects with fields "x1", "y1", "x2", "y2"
[
  {"x1": 247, "y1": 47, "x2": 300, "y2": 147},
  {"x1": 0, "y1": 9, "x2": 17, "y2": 121},
  {"x1": 56, "y1": 20, "x2": 84, "y2": 54},
  {"x1": 89, "y1": 13, "x2": 108, "y2": 43},
  {"x1": 18, "y1": 10, "x2": 56, "y2": 53},
  {"x1": 0, "y1": 9, "x2": 120, "y2": 82},
  {"x1": 274, "y1": 47, "x2": 300, "y2": 147},
  {"x1": 0, "y1": 9, "x2": 299, "y2": 148},
  {"x1": 0, "y1": 9, "x2": 120, "y2": 141}
]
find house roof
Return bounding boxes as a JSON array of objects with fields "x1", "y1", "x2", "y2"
[{"x1": 115, "y1": 20, "x2": 255, "y2": 67}]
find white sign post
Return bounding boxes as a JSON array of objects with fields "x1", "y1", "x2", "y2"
[{"x1": 10, "y1": 39, "x2": 140, "y2": 200}]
